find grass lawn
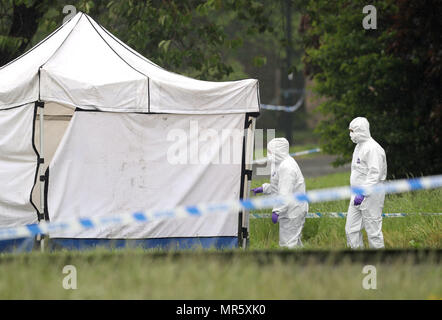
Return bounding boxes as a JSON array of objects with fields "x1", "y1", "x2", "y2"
[
  {"x1": 250, "y1": 171, "x2": 442, "y2": 249},
  {"x1": 0, "y1": 250, "x2": 440, "y2": 299},
  {"x1": 0, "y1": 171, "x2": 440, "y2": 299}
]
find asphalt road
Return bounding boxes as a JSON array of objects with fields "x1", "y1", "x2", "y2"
[{"x1": 253, "y1": 154, "x2": 351, "y2": 179}]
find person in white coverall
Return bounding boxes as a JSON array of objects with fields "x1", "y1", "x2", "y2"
[
  {"x1": 252, "y1": 138, "x2": 308, "y2": 248},
  {"x1": 346, "y1": 117, "x2": 387, "y2": 249}
]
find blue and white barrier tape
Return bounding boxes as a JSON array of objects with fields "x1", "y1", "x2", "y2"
[
  {"x1": 0, "y1": 175, "x2": 441, "y2": 241},
  {"x1": 260, "y1": 96, "x2": 304, "y2": 112},
  {"x1": 260, "y1": 104, "x2": 302, "y2": 112},
  {"x1": 253, "y1": 148, "x2": 321, "y2": 165},
  {"x1": 250, "y1": 212, "x2": 442, "y2": 219},
  {"x1": 289, "y1": 148, "x2": 321, "y2": 157}
]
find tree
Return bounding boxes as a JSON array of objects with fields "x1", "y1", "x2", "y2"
[
  {"x1": 75, "y1": 0, "x2": 272, "y2": 81},
  {"x1": 0, "y1": 0, "x2": 56, "y2": 66},
  {"x1": 301, "y1": 0, "x2": 441, "y2": 177}
]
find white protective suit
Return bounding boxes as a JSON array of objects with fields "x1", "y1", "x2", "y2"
[
  {"x1": 346, "y1": 117, "x2": 387, "y2": 249},
  {"x1": 261, "y1": 138, "x2": 308, "y2": 248}
]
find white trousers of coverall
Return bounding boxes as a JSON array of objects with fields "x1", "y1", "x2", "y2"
[
  {"x1": 279, "y1": 209, "x2": 307, "y2": 248},
  {"x1": 345, "y1": 192, "x2": 385, "y2": 249}
]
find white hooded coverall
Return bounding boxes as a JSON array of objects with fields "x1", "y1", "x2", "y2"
[
  {"x1": 261, "y1": 138, "x2": 308, "y2": 248},
  {"x1": 347, "y1": 117, "x2": 387, "y2": 249}
]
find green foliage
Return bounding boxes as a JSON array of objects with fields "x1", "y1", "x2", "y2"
[
  {"x1": 301, "y1": 0, "x2": 442, "y2": 177},
  {"x1": 1, "y1": 0, "x2": 274, "y2": 81},
  {"x1": 0, "y1": 0, "x2": 57, "y2": 66},
  {"x1": 252, "y1": 55, "x2": 267, "y2": 67},
  {"x1": 84, "y1": 0, "x2": 273, "y2": 80}
]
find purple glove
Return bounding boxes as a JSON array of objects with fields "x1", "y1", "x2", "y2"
[
  {"x1": 354, "y1": 194, "x2": 365, "y2": 206},
  {"x1": 271, "y1": 212, "x2": 279, "y2": 224},
  {"x1": 252, "y1": 187, "x2": 263, "y2": 195}
]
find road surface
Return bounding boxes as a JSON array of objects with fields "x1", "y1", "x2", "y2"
[{"x1": 253, "y1": 154, "x2": 351, "y2": 179}]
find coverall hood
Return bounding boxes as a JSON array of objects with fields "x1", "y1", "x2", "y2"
[
  {"x1": 349, "y1": 117, "x2": 371, "y2": 144},
  {"x1": 267, "y1": 138, "x2": 290, "y2": 164}
]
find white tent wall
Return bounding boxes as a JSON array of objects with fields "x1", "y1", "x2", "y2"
[
  {"x1": 46, "y1": 111, "x2": 246, "y2": 245},
  {"x1": 0, "y1": 103, "x2": 39, "y2": 227}
]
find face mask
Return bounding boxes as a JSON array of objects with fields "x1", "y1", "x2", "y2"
[{"x1": 350, "y1": 131, "x2": 358, "y2": 144}]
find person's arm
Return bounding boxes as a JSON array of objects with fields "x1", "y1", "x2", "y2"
[
  {"x1": 363, "y1": 147, "x2": 384, "y2": 196},
  {"x1": 262, "y1": 183, "x2": 272, "y2": 194},
  {"x1": 272, "y1": 164, "x2": 296, "y2": 216},
  {"x1": 354, "y1": 147, "x2": 384, "y2": 206},
  {"x1": 251, "y1": 183, "x2": 271, "y2": 195}
]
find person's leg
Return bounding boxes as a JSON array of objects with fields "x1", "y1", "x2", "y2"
[
  {"x1": 345, "y1": 196, "x2": 364, "y2": 249},
  {"x1": 362, "y1": 193, "x2": 385, "y2": 249},
  {"x1": 279, "y1": 212, "x2": 306, "y2": 248}
]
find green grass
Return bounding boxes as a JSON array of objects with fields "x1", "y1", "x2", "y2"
[
  {"x1": 249, "y1": 214, "x2": 441, "y2": 250},
  {"x1": 0, "y1": 250, "x2": 440, "y2": 299},
  {"x1": 0, "y1": 171, "x2": 440, "y2": 300},
  {"x1": 250, "y1": 171, "x2": 442, "y2": 249}
]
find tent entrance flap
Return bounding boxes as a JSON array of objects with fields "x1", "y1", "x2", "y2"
[{"x1": 31, "y1": 102, "x2": 75, "y2": 216}]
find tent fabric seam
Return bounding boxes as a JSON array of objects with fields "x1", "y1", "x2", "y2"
[
  {"x1": 48, "y1": 236, "x2": 236, "y2": 240},
  {"x1": 94, "y1": 14, "x2": 254, "y2": 86},
  {"x1": 39, "y1": 96, "x2": 253, "y2": 115},
  {"x1": 0, "y1": 101, "x2": 37, "y2": 111},
  {"x1": 37, "y1": 12, "x2": 84, "y2": 103},
  {"x1": 83, "y1": 15, "x2": 151, "y2": 92},
  {"x1": 95, "y1": 20, "x2": 163, "y2": 70},
  {"x1": 73, "y1": 108, "x2": 246, "y2": 117},
  {"x1": 38, "y1": 13, "x2": 84, "y2": 75}
]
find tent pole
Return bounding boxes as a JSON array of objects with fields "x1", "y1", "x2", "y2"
[
  {"x1": 242, "y1": 115, "x2": 256, "y2": 249},
  {"x1": 39, "y1": 102, "x2": 45, "y2": 252},
  {"x1": 247, "y1": 117, "x2": 256, "y2": 248}
]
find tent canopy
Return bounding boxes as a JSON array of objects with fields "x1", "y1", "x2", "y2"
[{"x1": 0, "y1": 12, "x2": 260, "y2": 114}]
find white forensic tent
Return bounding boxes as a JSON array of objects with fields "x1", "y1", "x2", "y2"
[{"x1": 0, "y1": 12, "x2": 259, "y2": 250}]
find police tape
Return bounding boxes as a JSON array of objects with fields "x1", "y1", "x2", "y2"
[
  {"x1": 260, "y1": 96, "x2": 304, "y2": 112},
  {"x1": 289, "y1": 148, "x2": 321, "y2": 157},
  {"x1": 0, "y1": 175, "x2": 441, "y2": 241},
  {"x1": 253, "y1": 148, "x2": 321, "y2": 165},
  {"x1": 260, "y1": 103, "x2": 302, "y2": 112},
  {"x1": 250, "y1": 212, "x2": 442, "y2": 219}
]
